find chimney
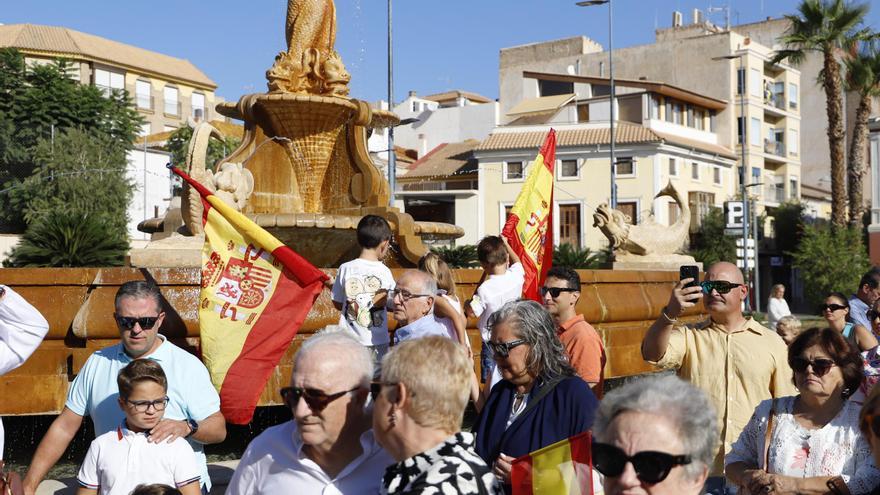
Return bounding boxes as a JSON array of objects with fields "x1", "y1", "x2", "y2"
[
  {"x1": 672, "y1": 11, "x2": 683, "y2": 27},
  {"x1": 408, "y1": 90, "x2": 417, "y2": 97},
  {"x1": 693, "y1": 8, "x2": 704, "y2": 24}
]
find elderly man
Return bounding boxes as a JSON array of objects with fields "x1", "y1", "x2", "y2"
[
  {"x1": 23, "y1": 281, "x2": 226, "y2": 494},
  {"x1": 641, "y1": 262, "x2": 795, "y2": 494},
  {"x1": 850, "y1": 268, "x2": 880, "y2": 330},
  {"x1": 391, "y1": 270, "x2": 449, "y2": 344},
  {"x1": 227, "y1": 329, "x2": 392, "y2": 494}
]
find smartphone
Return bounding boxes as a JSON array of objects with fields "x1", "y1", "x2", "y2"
[{"x1": 679, "y1": 265, "x2": 700, "y2": 290}]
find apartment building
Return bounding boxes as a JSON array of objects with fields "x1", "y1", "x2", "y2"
[{"x1": 0, "y1": 24, "x2": 221, "y2": 137}]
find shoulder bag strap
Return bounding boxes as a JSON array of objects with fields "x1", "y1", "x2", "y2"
[{"x1": 762, "y1": 398, "x2": 778, "y2": 472}]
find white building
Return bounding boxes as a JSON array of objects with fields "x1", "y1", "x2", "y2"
[{"x1": 125, "y1": 147, "x2": 173, "y2": 244}]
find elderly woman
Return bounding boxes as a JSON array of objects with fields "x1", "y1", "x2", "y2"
[
  {"x1": 726, "y1": 327, "x2": 880, "y2": 494},
  {"x1": 473, "y1": 299, "x2": 598, "y2": 491},
  {"x1": 822, "y1": 292, "x2": 877, "y2": 352},
  {"x1": 767, "y1": 284, "x2": 792, "y2": 331},
  {"x1": 592, "y1": 375, "x2": 717, "y2": 495},
  {"x1": 372, "y1": 336, "x2": 500, "y2": 494}
]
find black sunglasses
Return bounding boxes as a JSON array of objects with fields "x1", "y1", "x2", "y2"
[
  {"x1": 115, "y1": 315, "x2": 161, "y2": 330},
  {"x1": 487, "y1": 338, "x2": 527, "y2": 358},
  {"x1": 861, "y1": 412, "x2": 880, "y2": 438},
  {"x1": 699, "y1": 281, "x2": 743, "y2": 295},
  {"x1": 592, "y1": 442, "x2": 692, "y2": 484},
  {"x1": 540, "y1": 287, "x2": 578, "y2": 298},
  {"x1": 280, "y1": 386, "x2": 360, "y2": 412},
  {"x1": 869, "y1": 310, "x2": 880, "y2": 321},
  {"x1": 820, "y1": 303, "x2": 848, "y2": 313},
  {"x1": 789, "y1": 357, "x2": 837, "y2": 377}
]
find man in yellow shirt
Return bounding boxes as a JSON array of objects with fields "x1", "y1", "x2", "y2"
[{"x1": 641, "y1": 262, "x2": 795, "y2": 495}]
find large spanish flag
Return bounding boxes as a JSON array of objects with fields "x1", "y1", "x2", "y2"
[
  {"x1": 511, "y1": 430, "x2": 595, "y2": 495},
  {"x1": 502, "y1": 129, "x2": 556, "y2": 301},
  {"x1": 169, "y1": 165, "x2": 328, "y2": 424}
]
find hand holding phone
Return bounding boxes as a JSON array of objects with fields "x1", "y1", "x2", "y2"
[{"x1": 679, "y1": 265, "x2": 699, "y2": 289}]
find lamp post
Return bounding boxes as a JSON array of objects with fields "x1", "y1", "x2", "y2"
[
  {"x1": 576, "y1": 0, "x2": 616, "y2": 208},
  {"x1": 714, "y1": 52, "x2": 752, "y2": 312},
  {"x1": 387, "y1": 0, "x2": 396, "y2": 206}
]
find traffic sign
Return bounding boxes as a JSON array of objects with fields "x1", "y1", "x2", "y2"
[
  {"x1": 735, "y1": 238, "x2": 755, "y2": 248},
  {"x1": 725, "y1": 201, "x2": 745, "y2": 229},
  {"x1": 724, "y1": 228, "x2": 743, "y2": 236},
  {"x1": 736, "y1": 248, "x2": 755, "y2": 259}
]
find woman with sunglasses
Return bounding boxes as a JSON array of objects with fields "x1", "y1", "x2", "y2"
[
  {"x1": 592, "y1": 374, "x2": 717, "y2": 495},
  {"x1": 372, "y1": 336, "x2": 501, "y2": 494},
  {"x1": 472, "y1": 300, "x2": 598, "y2": 493},
  {"x1": 822, "y1": 292, "x2": 878, "y2": 352},
  {"x1": 726, "y1": 328, "x2": 880, "y2": 494}
]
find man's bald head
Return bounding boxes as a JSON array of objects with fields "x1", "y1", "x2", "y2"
[{"x1": 706, "y1": 261, "x2": 745, "y2": 284}]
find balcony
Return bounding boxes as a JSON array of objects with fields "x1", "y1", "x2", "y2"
[
  {"x1": 765, "y1": 93, "x2": 786, "y2": 110},
  {"x1": 136, "y1": 95, "x2": 154, "y2": 112},
  {"x1": 764, "y1": 184, "x2": 786, "y2": 203},
  {"x1": 764, "y1": 139, "x2": 786, "y2": 157}
]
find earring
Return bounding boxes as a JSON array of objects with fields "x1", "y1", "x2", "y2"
[{"x1": 388, "y1": 411, "x2": 397, "y2": 427}]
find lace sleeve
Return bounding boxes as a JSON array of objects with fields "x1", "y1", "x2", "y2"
[
  {"x1": 726, "y1": 400, "x2": 771, "y2": 468},
  {"x1": 844, "y1": 429, "x2": 880, "y2": 494}
]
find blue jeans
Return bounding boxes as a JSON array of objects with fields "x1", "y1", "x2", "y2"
[
  {"x1": 480, "y1": 342, "x2": 493, "y2": 383},
  {"x1": 703, "y1": 476, "x2": 737, "y2": 495}
]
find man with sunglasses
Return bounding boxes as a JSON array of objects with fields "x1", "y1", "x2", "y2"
[
  {"x1": 227, "y1": 330, "x2": 392, "y2": 494},
  {"x1": 541, "y1": 266, "x2": 605, "y2": 398},
  {"x1": 390, "y1": 270, "x2": 449, "y2": 343},
  {"x1": 849, "y1": 268, "x2": 880, "y2": 332},
  {"x1": 641, "y1": 262, "x2": 795, "y2": 494},
  {"x1": 24, "y1": 281, "x2": 226, "y2": 495}
]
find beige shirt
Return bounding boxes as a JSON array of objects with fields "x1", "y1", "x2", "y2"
[{"x1": 648, "y1": 317, "x2": 796, "y2": 476}]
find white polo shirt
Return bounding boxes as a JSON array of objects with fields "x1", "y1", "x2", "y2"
[
  {"x1": 77, "y1": 422, "x2": 200, "y2": 495},
  {"x1": 226, "y1": 421, "x2": 393, "y2": 495},
  {"x1": 475, "y1": 262, "x2": 525, "y2": 342}
]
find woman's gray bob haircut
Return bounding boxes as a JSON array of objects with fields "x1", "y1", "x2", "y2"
[
  {"x1": 294, "y1": 325, "x2": 373, "y2": 387},
  {"x1": 593, "y1": 375, "x2": 717, "y2": 480},
  {"x1": 488, "y1": 299, "x2": 575, "y2": 379}
]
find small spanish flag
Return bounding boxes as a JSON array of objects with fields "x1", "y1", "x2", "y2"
[
  {"x1": 170, "y1": 165, "x2": 328, "y2": 424},
  {"x1": 501, "y1": 129, "x2": 556, "y2": 301},
  {"x1": 511, "y1": 430, "x2": 595, "y2": 495}
]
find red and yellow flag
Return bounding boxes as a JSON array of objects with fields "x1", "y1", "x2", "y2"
[
  {"x1": 511, "y1": 430, "x2": 595, "y2": 495},
  {"x1": 170, "y1": 165, "x2": 328, "y2": 425},
  {"x1": 502, "y1": 129, "x2": 556, "y2": 301}
]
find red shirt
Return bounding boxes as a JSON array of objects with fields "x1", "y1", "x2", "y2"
[{"x1": 558, "y1": 314, "x2": 606, "y2": 398}]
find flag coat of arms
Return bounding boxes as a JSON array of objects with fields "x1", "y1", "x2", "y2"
[
  {"x1": 511, "y1": 430, "x2": 595, "y2": 495},
  {"x1": 502, "y1": 129, "x2": 556, "y2": 301},
  {"x1": 170, "y1": 165, "x2": 328, "y2": 424}
]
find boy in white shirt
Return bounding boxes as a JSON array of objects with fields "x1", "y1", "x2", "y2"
[
  {"x1": 76, "y1": 360, "x2": 200, "y2": 495},
  {"x1": 466, "y1": 236, "x2": 524, "y2": 382},
  {"x1": 331, "y1": 215, "x2": 396, "y2": 365}
]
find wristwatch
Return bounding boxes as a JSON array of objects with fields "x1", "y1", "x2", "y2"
[{"x1": 185, "y1": 418, "x2": 199, "y2": 438}]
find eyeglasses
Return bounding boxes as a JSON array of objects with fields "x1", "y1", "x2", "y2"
[
  {"x1": 861, "y1": 412, "x2": 880, "y2": 438},
  {"x1": 869, "y1": 310, "x2": 880, "y2": 321},
  {"x1": 487, "y1": 338, "x2": 527, "y2": 358},
  {"x1": 592, "y1": 442, "x2": 692, "y2": 484},
  {"x1": 789, "y1": 357, "x2": 837, "y2": 377},
  {"x1": 115, "y1": 315, "x2": 161, "y2": 330},
  {"x1": 124, "y1": 396, "x2": 169, "y2": 413},
  {"x1": 540, "y1": 287, "x2": 578, "y2": 298},
  {"x1": 280, "y1": 386, "x2": 360, "y2": 412},
  {"x1": 820, "y1": 304, "x2": 848, "y2": 313},
  {"x1": 369, "y1": 381, "x2": 399, "y2": 401},
  {"x1": 699, "y1": 281, "x2": 743, "y2": 295},
  {"x1": 389, "y1": 289, "x2": 433, "y2": 302}
]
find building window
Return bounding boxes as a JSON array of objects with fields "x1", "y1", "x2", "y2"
[
  {"x1": 192, "y1": 93, "x2": 206, "y2": 120},
  {"x1": 750, "y1": 117, "x2": 761, "y2": 146},
  {"x1": 789, "y1": 177, "x2": 799, "y2": 199},
  {"x1": 789, "y1": 129, "x2": 799, "y2": 156},
  {"x1": 788, "y1": 83, "x2": 798, "y2": 110},
  {"x1": 559, "y1": 203, "x2": 582, "y2": 249},
  {"x1": 668, "y1": 202, "x2": 679, "y2": 226},
  {"x1": 737, "y1": 67, "x2": 745, "y2": 95},
  {"x1": 617, "y1": 201, "x2": 638, "y2": 224},
  {"x1": 695, "y1": 108, "x2": 704, "y2": 130},
  {"x1": 713, "y1": 167, "x2": 722, "y2": 185},
  {"x1": 504, "y1": 161, "x2": 525, "y2": 181},
  {"x1": 538, "y1": 79, "x2": 574, "y2": 97},
  {"x1": 650, "y1": 95, "x2": 660, "y2": 119},
  {"x1": 691, "y1": 162, "x2": 700, "y2": 180},
  {"x1": 668, "y1": 157, "x2": 678, "y2": 177},
  {"x1": 688, "y1": 192, "x2": 716, "y2": 232},
  {"x1": 750, "y1": 68, "x2": 762, "y2": 97},
  {"x1": 709, "y1": 110, "x2": 716, "y2": 132},
  {"x1": 411, "y1": 101, "x2": 419, "y2": 112},
  {"x1": 665, "y1": 101, "x2": 673, "y2": 123},
  {"x1": 617, "y1": 157, "x2": 635, "y2": 177},
  {"x1": 737, "y1": 117, "x2": 745, "y2": 144},
  {"x1": 164, "y1": 86, "x2": 179, "y2": 116},
  {"x1": 673, "y1": 103, "x2": 682, "y2": 125},
  {"x1": 559, "y1": 159, "x2": 579, "y2": 179},
  {"x1": 135, "y1": 80, "x2": 152, "y2": 110},
  {"x1": 94, "y1": 68, "x2": 124, "y2": 96},
  {"x1": 686, "y1": 105, "x2": 695, "y2": 127}
]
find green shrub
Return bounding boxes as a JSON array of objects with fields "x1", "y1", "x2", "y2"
[
  {"x1": 552, "y1": 243, "x2": 609, "y2": 269},
  {"x1": 789, "y1": 225, "x2": 870, "y2": 306},
  {"x1": 431, "y1": 244, "x2": 479, "y2": 268},
  {"x1": 4, "y1": 211, "x2": 129, "y2": 267},
  {"x1": 690, "y1": 207, "x2": 736, "y2": 265}
]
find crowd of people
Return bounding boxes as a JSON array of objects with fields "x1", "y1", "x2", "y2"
[{"x1": 5, "y1": 214, "x2": 880, "y2": 494}]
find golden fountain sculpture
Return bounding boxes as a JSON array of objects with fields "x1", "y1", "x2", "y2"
[{"x1": 153, "y1": 0, "x2": 463, "y2": 268}]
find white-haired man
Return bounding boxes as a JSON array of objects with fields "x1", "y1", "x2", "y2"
[
  {"x1": 391, "y1": 270, "x2": 449, "y2": 343},
  {"x1": 227, "y1": 330, "x2": 392, "y2": 494}
]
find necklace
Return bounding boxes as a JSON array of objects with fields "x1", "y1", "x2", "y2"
[{"x1": 511, "y1": 392, "x2": 527, "y2": 419}]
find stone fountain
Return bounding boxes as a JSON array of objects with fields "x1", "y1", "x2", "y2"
[{"x1": 133, "y1": 0, "x2": 463, "y2": 268}]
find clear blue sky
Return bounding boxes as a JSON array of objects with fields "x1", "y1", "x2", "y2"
[{"x1": 2, "y1": 0, "x2": 879, "y2": 104}]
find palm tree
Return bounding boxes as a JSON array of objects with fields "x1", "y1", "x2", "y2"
[
  {"x1": 844, "y1": 40, "x2": 880, "y2": 227},
  {"x1": 772, "y1": 0, "x2": 870, "y2": 227}
]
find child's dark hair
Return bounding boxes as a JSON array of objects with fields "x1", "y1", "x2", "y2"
[
  {"x1": 117, "y1": 359, "x2": 168, "y2": 399},
  {"x1": 130, "y1": 484, "x2": 182, "y2": 495},
  {"x1": 477, "y1": 236, "x2": 508, "y2": 266},
  {"x1": 356, "y1": 214, "x2": 392, "y2": 248}
]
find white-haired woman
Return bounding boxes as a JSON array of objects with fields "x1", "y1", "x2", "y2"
[
  {"x1": 592, "y1": 375, "x2": 717, "y2": 495},
  {"x1": 767, "y1": 284, "x2": 791, "y2": 331},
  {"x1": 372, "y1": 336, "x2": 501, "y2": 494},
  {"x1": 473, "y1": 299, "x2": 598, "y2": 492}
]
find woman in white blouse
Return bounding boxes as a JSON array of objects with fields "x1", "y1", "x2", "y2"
[
  {"x1": 767, "y1": 284, "x2": 791, "y2": 331},
  {"x1": 726, "y1": 327, "x2": 880, "y2": 494}
]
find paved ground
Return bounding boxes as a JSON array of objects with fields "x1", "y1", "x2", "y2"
[{"x1": 35, "y1": 460, "x2": 240, "y2": 495}]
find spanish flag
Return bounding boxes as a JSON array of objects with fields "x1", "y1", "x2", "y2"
[
  {"x1": 502, "y1": 129, "x2": 556, "y2": 301},
  {"x1": 169, "y1": 165, "x2": 328, "y2": 424},
  {"x1": 511, "y1": 430, "x2": 595, "y2": 495}
]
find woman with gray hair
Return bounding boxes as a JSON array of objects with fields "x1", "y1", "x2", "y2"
[
  {"x1": 592, "y1": 374, "x2": 717, "y2": 495},
  {"x1": 473, "y1": 299, "x2": 598, "y2": 492}
]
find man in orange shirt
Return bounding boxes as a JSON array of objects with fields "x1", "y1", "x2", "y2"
[{"x1": 541, "y1": 266, "x2": 605, "y2": 397}]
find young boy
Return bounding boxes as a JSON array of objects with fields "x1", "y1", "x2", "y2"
[
  {"x1": 76, "y1": 360, "x2": 200, "y2": 495},
  {"x1": 466, "y1": 236, "x2": 524, "y2": 382},
  {"x1": 331, "y1": 214, "x2": 396, "y2": 364}
]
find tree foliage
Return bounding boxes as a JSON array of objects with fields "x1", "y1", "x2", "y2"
[
  {"x1": 166, "y1": 125, "x2": 241, "y2": 172},
  {"x1": 689, "y1": 207, "x2": 737, "y2": 266},
  {"x1": 769, "y1": 201, "x2": 807, "y2": 256},
  {"x1": 4, "y1": 211, "x2": 129, "y2": 267},
  {"x1": 789, "y1": 225, "x2": 870, "y2": 306},
  {"x1": 552, "y1": 243, "x2": 609, "y2": 269},
  {"x1": 431, "y1": 245, "x2": 479, "y2": 269}
]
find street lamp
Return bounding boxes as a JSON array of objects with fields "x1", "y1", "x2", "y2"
[
  {"x1": 713, "y1": 52, "x2": 752, "y2": 312},
  {"x1": 576, "y1": 0, "x2": 616, "y2": 208},
  {"x1": 387, "y1": 0, "x2": 395, "y2": 206}
]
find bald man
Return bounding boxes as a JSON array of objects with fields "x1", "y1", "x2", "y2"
[{"x1": 641, "y1": 262, "x2": 795, "y2": 493}]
